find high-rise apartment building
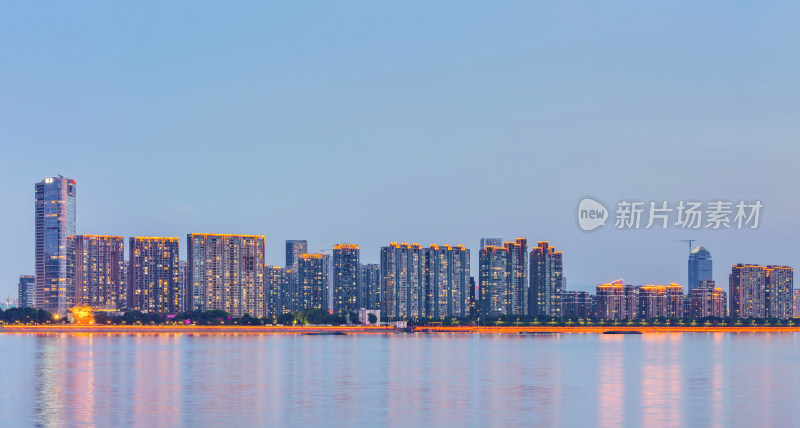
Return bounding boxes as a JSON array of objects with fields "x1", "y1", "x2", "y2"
[
  {"x1": 637, "y1": 284, "x2": 684, "y2": 319},
  {"x1": 380, "y1": 243, "x2": 424, "y2": 319},
  {"x1": 595, "y1": 281, "x2": 626, "y2": 320},
  {"x1": 689, "y1": 280, "x2": 727, "y2": 318},
  {"x1": 794, "y1": 289, "x2": 800, "y2": 318},
  {"x1": 504, "y1": 239, "x2": 527, "y2": 316},
  {"x1": 129, "y1": 237, "x2": 181, "y2": 313},
  {"x1": 186, "y1": 234, "x2": 266, "y2": 317},
  {"x1": 766, "y1": 266, "x2": 793, "y2": 319},
  {"x1": 469, "y1": 276, "x2": 477, "y2": 318},
  {"x1": 729, "y1": 264, "x2": 768, "y2": 318},
  {"x1": 265, "y1": 265, "x2": 291, "y2": 317},
  {"x1": 729, "y1": 264, "x2": 793, "y2": 319},
  {"x1": 297, "y1": 253, "x2": 327, "y2": 310},
  {"x1": 530, "y1": 242, "x2": 563, "y2": 317},
  {"x1": 34, "y1": 176, "x2": 76, "y2": 316},
  {"x1": 479, "y1": 245, "x2": 509, "y2": 317},
  {"x1": 688, "y1": 246, "x2": 712, "y2": 291},
  {"x1": 18, "y1": 275, "x2": 35, "y2": 308},
  {"x1": 359, "y1": 264, "x2": 380, "y2": 310},
  {"x1": 637, "y1": 285, "x2": 665, "y2": 320},
  {"x1": 69, "y1": 235, "x2": 124, "y2": 308},
  {"x1": 119, "y1": 260, "x2": 128, "y2": 308},
  {"x1": 177, "y1": 260, "x2": 186, "y2": 312},
  {"x1": 423, "y1": 244, "x2": 470, "y2": 318},
  {"x1": 332, "y1": 244, "x2": 360, "y2": 315}
]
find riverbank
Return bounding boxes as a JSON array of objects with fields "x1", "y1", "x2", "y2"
[{"x1": 2, "y1": 325, "x2": 799, "y2": 334}]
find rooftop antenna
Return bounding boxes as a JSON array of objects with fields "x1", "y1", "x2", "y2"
[{"x1": 674, "y1": 239, "x2": 695, "y2": 252}]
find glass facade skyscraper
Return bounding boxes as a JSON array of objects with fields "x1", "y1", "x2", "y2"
[
  {"x1": 688, "y1": 246, "x2": 712, "y2": 291},
  {"x1": 35, "y1": 176, "x2": 76, "y2": 316}
]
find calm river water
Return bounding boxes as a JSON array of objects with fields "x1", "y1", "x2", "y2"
[{"x1": 0, "y1": 332, "x2": 798, "y2": 427}]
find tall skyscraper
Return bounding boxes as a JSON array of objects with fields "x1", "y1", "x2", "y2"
[
  {"x1": 380, "y1": 243, "x2": 424, "y2": 319},
  {"x1": 480, "y1": 238, "x2": 503, "y2": 249},
  {"x1": 297, "y1": 253, "x2": 327, "y2": 310},
  {"x1": 688, "y1": 246, "x2": 712, "y2": 291},
  {"x1": 423, "y1": 244, "x2": 470, "y2": 318},
  {"x1": 729, "y1": 264, "x2": 767, "y2": 318},
  {"x1": 359, "y1": 264, "x2": 381, "y2": 310},
  {"x1": 18, "y1": 275, "x2": 35, "y2": 308},
  {"x1": 129, "y1": 237, "x2": 181, "y2": 313},
  {"x1": 69, "y1": 235, "x2": 125, "y2": 308},
  {"x1": 34, "y1": 176, "x2": 76, "y2": 316},
  {"x1": 479, "y1": 245, "x2": 509, "y2": 317},
  {"x1": 286, "y1": 240, "x2": 308, "y2": 269},
  {"x1": 765, "y1": 266, "x2": 793, "y2": 319},
  {"x1": 187, "y1": 234, "x2": 266, "y2": 317},
  {"x1": 504, "y1": 239, "x2": 527, "y2": 316},
  {"x1": 530, "y1": 241, "x2": 563, "y2": 317},
  {"x1": 332, "y1": 244, "x2": 360, "y2": 315}
]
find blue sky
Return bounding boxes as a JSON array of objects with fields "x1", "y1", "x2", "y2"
[{"x1": 1, "y1": 2, "x2": 799, "y2": 300}]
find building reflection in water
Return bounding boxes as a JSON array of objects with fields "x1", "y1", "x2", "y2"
[
  {"x1": 597, "y1": 334, "x2": 626, "y2": 427},
  {"x1": 20, "y1": 332, "x2": 800, "y2": 427}
]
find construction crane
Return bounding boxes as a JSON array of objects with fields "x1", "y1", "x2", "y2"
[{"x1": 674, "y1": 239, "x2": 695, "y2": 252}]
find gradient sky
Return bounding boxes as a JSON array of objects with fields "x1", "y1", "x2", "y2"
[{"x1": 1, "y1": 2, "x2": 799, "y2": 301}]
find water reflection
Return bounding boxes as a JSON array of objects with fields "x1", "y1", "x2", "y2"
[{"x1": 7, "y1": 332, "x2": 798, "y2": 427}]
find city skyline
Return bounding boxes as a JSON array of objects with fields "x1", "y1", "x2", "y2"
[
  {"x1": 3, "y1": 3, "x2": 800, "y2": 303},
  {"x1": 12, "y1": 174, "x2": 799, "y2": 315},
  {"x1": 3, "y1": 3, "x2": 800, "y2": 427}
]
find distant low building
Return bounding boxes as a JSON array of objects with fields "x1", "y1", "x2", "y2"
[
  {"x1": 18, "y1": 275, "x2": 35, "y2": 308},
  {"x1": 562, "y1": 291, "x2": 594, "y2": 318},
  {"x1": 358, "y1": 308, "x2": 380, "y2": 325}
]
